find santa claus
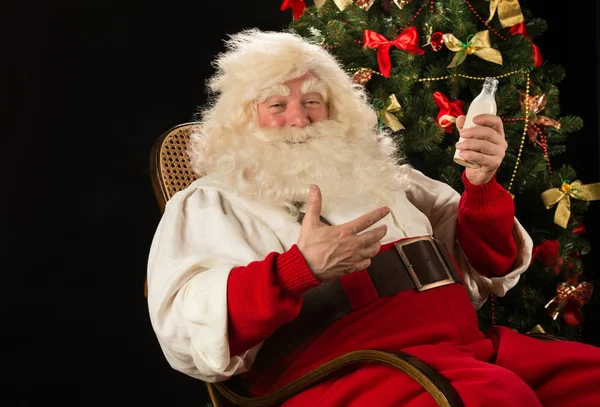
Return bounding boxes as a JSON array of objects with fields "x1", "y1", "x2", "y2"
[{"x1": 147, "y1": 29, "x2": 600, "y2": 406}]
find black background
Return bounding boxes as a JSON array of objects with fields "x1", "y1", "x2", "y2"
[{"x1": 3, "y1": 1, "x2": 598, "y2": 405}]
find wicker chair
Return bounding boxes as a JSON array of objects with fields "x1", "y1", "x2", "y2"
[
  {"x1": 147, "y1": 122, "x2": 466, "y2": 407},
  {"x1": 149, "y1": 122, "x2": 202, "y2": 213}
]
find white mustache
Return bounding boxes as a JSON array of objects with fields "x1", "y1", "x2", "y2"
[{"x1": 253, "y1": 122, "x2": 334, "y2": 144}]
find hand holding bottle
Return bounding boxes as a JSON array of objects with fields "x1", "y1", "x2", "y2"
[{"x1": 455, "y1": 114, "x2": 508, "y2": 185}]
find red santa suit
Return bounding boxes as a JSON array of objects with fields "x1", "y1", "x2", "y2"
[{"x1": 147, "y1": 167, "x2": 600, "y2": 406}]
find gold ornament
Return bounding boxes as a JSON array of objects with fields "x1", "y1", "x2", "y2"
[
  {"x1": 442, "y1": 30, "x2": 503, "y2": 68},
  {"x1": 486, "y1": 0, "x2": 525, "y2": 28},
  {"x1": 541, "y1": 180, "x2": 600, "y2": 228},
  {"x1": 352, "y1": 67, "x2": 375, "y2": 85},
  {"x1": 518, "y1": 90, "x2": 562, "y2": 143},
  {"x1": 393, "y1": 0, "x2": 410, "y2": 9},
  {"x1": 377, "y1": 94, "x2": 405, "y2": 131},
  {"x1": 507, "y1": 70, "x2": 530, "y2": 193},
  {"x1": 316, "y1": 0, "x2": 371, "y2": 11},
  {"x1": 355, "y1": 0, "x2": 375, "y2": 10},
  {"x1": 527, "y1": 324, "x2": 546, "y2": 334},
  {"x1": 545, "y1": 281, "x2": 593, "y2": 321}
]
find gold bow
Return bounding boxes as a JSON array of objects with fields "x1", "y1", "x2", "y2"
[
  {"x1": 541, "y1": 180, "x2": 600, "y2": 228},
  {"x1": 378, "y1": 94, "x2": 405, "y2": 131},
  {"x1": 314, "y1": 0, "x2": 367, "y2": 10},
  {"x1": 486, "y1": 0, "x2": 525, "y2": 28},
  {"x1": 442, "y1": 30, "x2": 503, "y2": 68}
]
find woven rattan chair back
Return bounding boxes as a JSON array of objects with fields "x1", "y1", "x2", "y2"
[
  {"x1": 148, "y1": 121, "x2": 236, "y2": 407},
  {"x1": 150, "y1": 122, "x2": 201, "y2": 213}
]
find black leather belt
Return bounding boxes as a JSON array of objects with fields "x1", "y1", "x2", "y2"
[{"x1": 251, "y1": 236, "x2": 462, "y2": 373}]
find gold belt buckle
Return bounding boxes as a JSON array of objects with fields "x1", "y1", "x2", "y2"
[{"x1": 394, "y1": 236, "x2": 456, "y2": 292}]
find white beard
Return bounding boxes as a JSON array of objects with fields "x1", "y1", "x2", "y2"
[{"x1": 210, "y1": 120, "x2": 410, "y2": 215}]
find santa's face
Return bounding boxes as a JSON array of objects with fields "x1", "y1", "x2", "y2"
[
  {"x1": 190, "y1": 71, "x2": 409, "y2": 212},
  {"x1": 256, "y1": 73, "x2": 329, "y2": 131}
]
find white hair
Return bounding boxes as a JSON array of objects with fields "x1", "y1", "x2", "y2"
[{"x1": 188, "y1": 28, "x2": 411, "y2": 215}]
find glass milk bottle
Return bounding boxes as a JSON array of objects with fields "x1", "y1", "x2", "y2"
[{"x1": 454, "y1": 77, "x2": 499, "y2": 168}]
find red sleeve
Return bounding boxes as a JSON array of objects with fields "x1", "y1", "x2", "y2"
[
  {"x1": 227, "y1": 244, "x2": 320, "y2": 356},
  {"x1": 456, "y1": 171, "x2": 518, "y2": 277}
]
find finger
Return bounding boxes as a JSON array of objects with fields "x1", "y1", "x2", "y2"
[
  {"x1": 457, "y1": 149, "x2": 502, "y2": 169},
  {"x1": 455, "y1": 115, "x2": 465, "y2": 131},
  {"x1": 456, "y1": 137, "x2": 504, "y2": 155},
  {"x1": 472, "y1": 114, "x2": 504, "y2": 137},
  {"x1": 303, "y1": 184, "x2": 323, "y2": 226},
  {"x1": 352, "y1": 258, "x2": 372, "y2": 273},
  {"x1": 344, "y1": 206, "x2": 390, "y2": 235},
  {"x1": 358, "y1": 224, "x2": 387, "y2": 246},
  {"x1": 358, "y1": 240, "x2": 383, "y2": 260},
  {"x1": 459, "y1": 125, "x2": 507, "y2": 147}
]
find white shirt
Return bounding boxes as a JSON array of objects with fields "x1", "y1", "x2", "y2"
[{"x1": 147, "y1": 165, "x2": 533, "y2": 382}]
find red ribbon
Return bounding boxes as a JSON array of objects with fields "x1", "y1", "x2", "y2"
[
  {"x1": 432, "y1": 92, "x2": 465, "y2": 133},
  {"x1": 531, "y1": 239, "x2": 563, "y2": 274},
  {"x1": 281, "y1": 0, "x2": 306, "y2": 20},
  {"x1": 508, "y1": 22, "x2": 542, "y2": 67},
  {"x1": 363, "y1": 27, "x2": 425, "y2": 77},
  {"x1": 573, "y1": 224, "x2": 586, "y2": 235}
]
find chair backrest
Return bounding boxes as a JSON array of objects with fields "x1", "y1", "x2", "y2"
[
  {"x1": 145, "y1": 122, "x2": 200, "y2": 298},
  {"x1": 148, "y1": 121, "x2": 234, "y2": 407},
  {"x1": 150, "y1": 122, "x2": 201, "y2": 214}
]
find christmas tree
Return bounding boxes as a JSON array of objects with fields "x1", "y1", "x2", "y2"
[{"x1": 282, "y1": 0, "x2": 600, "y2": 342}]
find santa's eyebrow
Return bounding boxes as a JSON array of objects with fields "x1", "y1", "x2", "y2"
[
  {"x1": 257, "y1": 84, "x2": 290, "y2": 102},
  {"x1": 301, "y1": 77, "x2": 328, "y2": 102}
]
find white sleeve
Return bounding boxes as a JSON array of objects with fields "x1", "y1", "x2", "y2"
[
  {"x1": 405, "y1": 167, "x2": 533, "y2": 309},
  {"x1": 146, "y1": 186, "x2": 283, "y2": 382}
]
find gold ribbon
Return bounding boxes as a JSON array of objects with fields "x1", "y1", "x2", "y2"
[
  {"x1": 442, "y1": 30, "x2": 503, "y2": 68},
  {"x1": 541, "y1": 180, "x2": 600, "y2": 228},
  {"x1": 314, "y1": 0, "x2": 358, "y2": 10},
  {"x1": 486, "y1": 0, "x2": 525, "y2": 28},
  {"x1": 377, "y1": 94, "x2": 405, "y2": 131}
]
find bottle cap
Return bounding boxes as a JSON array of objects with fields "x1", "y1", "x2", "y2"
[{"x1": 483, "y1": 77, "x2": 499, "y2": 91}]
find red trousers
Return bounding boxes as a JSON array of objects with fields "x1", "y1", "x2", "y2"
[
  {"x1": 281, "y1": 325, "x2": 600, "y2": 406},
  {"x1": 260, "y1": 281, "x2": 600, "y2": 406}
]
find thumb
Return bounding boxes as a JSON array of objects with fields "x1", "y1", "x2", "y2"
[
  {"x1": 303, "y1": 184, "x2": 322, "y2": 225},
  {"x1": 456, "y1": 115, "x2": 465, "y2": 131}
]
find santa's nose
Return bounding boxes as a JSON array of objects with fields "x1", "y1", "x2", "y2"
[{"x1": 286, "y1": 104, "x2": 310, "y2": 128}]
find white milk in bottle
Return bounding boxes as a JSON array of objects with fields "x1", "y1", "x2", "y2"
[{"x1": 454, "y1": 77, "x2": 499, "y2": 168}]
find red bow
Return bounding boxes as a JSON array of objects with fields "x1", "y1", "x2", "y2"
[
  {"x1": 281, "y1": 0, "x2": 306, "y2": 20},
  {"x1": 508, "y1": 22, "x2": 542, "y2": 67},
  {"x1": 363, "y1": 27, "x2": 425, "y2": 77},
  {"x1": 433, "y1": 92, "x2": 465, "y2": 133},
  {"x1": 531, "y1": 239, "x2": 563, "y2": 274}
]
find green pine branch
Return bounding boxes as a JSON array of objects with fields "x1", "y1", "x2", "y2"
[{"x1": 288, "y1": 0, "x2": 597, "y2": 343}]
